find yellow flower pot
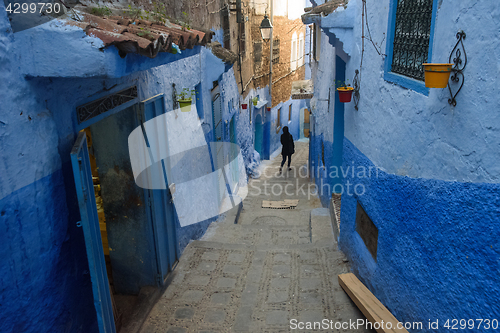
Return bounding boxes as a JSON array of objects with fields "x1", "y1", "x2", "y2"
[
  {"x1": 179, "y1": 99, "x2": 192, "y2": 112},
  {"x1": 422, "y1": 63, "x2": 453, "y2": 88}
]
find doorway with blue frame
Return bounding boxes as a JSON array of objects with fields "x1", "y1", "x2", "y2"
[{"x1": 71, "y1": 92, "x2": 178, "y2": 333}]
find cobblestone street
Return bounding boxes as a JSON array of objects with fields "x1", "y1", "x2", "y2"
[{"x1": 140, "y1": 142, "x2": 373, "y2": 332}]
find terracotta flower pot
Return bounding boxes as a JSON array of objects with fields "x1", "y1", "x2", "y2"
[
  {"x1": 422, "y1": 63, "x2": 453, "y2": 88},
  {"x1": 242, "y1": 103, "x2": 248, "y2": 109},
  {"x1": 337, "y1": 87, "x2": 354, "y2": 103}
]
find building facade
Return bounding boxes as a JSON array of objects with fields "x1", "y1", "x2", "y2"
[
  {"x1": 303, "y1": 0, "x2": 500, "y2": 329},
  {"x1": 0, "y1": 0, "x2": 312, "y2": 331}
]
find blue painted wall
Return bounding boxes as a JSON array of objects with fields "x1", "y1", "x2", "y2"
[
  {"x1": 0, "y1": 5, "x2": 254, "y2": 330},
  {"x1": 310, "y1": 0, "x2": 500, "y2": 329},
  {"x1": 339, "y1": 139, "x2": 500, "y2": 332},
  {"x1": 306, "y1": 22, "x2": 342, "y2": 206}
]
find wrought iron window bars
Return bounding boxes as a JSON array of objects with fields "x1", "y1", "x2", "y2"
[{"x1": 391, "y1": 0, "x2": 434, "y2": 81}]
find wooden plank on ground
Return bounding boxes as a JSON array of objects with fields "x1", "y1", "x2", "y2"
[
  {"x1": 338, "y1": 273, "x2": 409, "y2": 333},
  {"x1": 262, "y1": 199, "x2": 299, "y2": 209}
]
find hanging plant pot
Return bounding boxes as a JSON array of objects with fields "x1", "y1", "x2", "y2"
[
  {"x1": 337, "y1": 87, "x2": 354, "y2": 103},
  {"x1": 252, "y1": 98, "x2": 258, "y2": 106},
  {"x1": 422, "y1": 63, "x2": 453, "y2": 88},
  {"x1": 267, "y1": 107, "x2": 271, "y2": 112},
  {"x1": 178, "y1": 98, "x2": 192, "y2": 112},
  {"x1": 242, "y1": 103, "x2": 248, "y2": 109}
]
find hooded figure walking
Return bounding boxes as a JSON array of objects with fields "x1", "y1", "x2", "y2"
[{"x1": 279, "y1": 126, "x2": 294, "y2": 173}]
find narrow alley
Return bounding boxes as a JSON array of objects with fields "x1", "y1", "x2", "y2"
[
  {"x1": 2, "y1": 0, "x2": 499, "y2": 332},
  {"x1": 140, "y1": 142, "x2": 372, "y2": 332}
]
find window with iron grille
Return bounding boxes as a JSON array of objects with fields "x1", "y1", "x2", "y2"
[
  {"x1": 221, "y1": 6, "x2": 230, "y2": 49},
  {"x1": 239, "y1": 21, "x2": 246, "y2": 55},
  {"x1": 390, "y1": 0, "x2": 434, "y2": 81},
  {"x1": 272, "y1": 38, "x2": 280, "y2": 65}
]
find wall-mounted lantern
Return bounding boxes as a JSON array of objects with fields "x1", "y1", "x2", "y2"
[{"x1": 259, "y1": 15, "x2": 273, "y2": 41}]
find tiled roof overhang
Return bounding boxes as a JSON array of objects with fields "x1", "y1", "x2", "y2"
[
  {"x1": 302, "y1": 0, "x2": 345, "y2": 24},
  {"x1": 66, "y1": 13, "x2": 214, "y2": 58}
]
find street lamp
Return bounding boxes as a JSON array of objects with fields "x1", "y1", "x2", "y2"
[
  {"x1": 260, "y1": 5, "x2": 274, "y2": 160},
  {"x1": 259, "y1": 15, "x2": 273, "y2": 41}
]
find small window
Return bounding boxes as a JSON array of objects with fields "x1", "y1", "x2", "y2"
[
  {"x1": 288, "y1": 104, "x2": 292, "y2": 122},
  {"x1": 221, "y1": 7, "x2": 230, "y2": 49},
  {"x1": 290, "y1": 32, "x2": 297, "y2": 71},
  {"x1": 253, "y1": 41, "x2": 262, "y2": 70},
  {"x1": 272, "y1": 38, "x2": 280, "y2": 65},
  {"x1": 239, "y1": 21, "x2": 246, "y2": 56},
  {"x1": 298, "y1": 33, "x2": 304, "y2": 67},
  {"x1": 356, "y1": 203, "x2": 378, "y2": 261},
  {"x1": 390, "y1": 0, "x2": 434, "y2": 81}
]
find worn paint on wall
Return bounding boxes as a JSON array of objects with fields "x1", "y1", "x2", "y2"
[
  {"x1": 340, "y1": 0, "x2": 500, "y2": 183},
  {"x1": 339, "y1": 139, "x2": 500, "y2": 331},
  {"x1": 311, "y1": 0, "x2": 500, "y2": 329},
  {"x1": 307, "y1": 26, "x2": 340, "y2": 206},
  {"x1": 0, "y1": 3, "x2": 256, "y2": 329}
]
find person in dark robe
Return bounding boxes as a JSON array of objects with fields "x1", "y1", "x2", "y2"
[{"x1": 279, "y1": 126, "x2": 294, "y2": 173}]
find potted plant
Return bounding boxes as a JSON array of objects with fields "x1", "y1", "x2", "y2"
[
  {"x1": 252, "y1": 97, "x2": 259, "y2": 106},
  {"x1": 336, "y1": 80, "x2": 354, "y2": 103},
  {"x1": 241, "y1": 103, "x2": 248, "y2": 109},
  {"x1": 177, "y1": 88, "x2": 196, "y2": 112},
  {"x1": 422, "y1": 63, "x2": 454, "y2": 88}
]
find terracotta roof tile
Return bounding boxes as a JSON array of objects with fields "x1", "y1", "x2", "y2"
[{"x1": 65, "y1": 12, "x2": 213, "y2": 58}]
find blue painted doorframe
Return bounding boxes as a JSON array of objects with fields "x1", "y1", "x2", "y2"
[
  {"x1": 71, "y1": 132, "x2": 116, "y2": 333},
  {"x1": 139, "y1": 94, "x2": 178, "y2": 283}
]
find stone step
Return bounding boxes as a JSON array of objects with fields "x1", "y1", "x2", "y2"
[{"x1": 311, "y1": 207, "x2": 336, "y2": 245}]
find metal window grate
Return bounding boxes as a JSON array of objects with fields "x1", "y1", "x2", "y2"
[
  {"x1": 391, "y1": 0, "x2": 433, "y2": 81},
  {"x1": 272, "y1": 38, "x2": 280, "y2": 65},
  {"x1": 221, "y1": 6, "x2": 230, "y2": 49},
  {"x1": 76, "y1": 86, "x2": 137, "y2": 124}
]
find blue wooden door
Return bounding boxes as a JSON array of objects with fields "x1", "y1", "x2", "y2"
[
  {"x1": 139, "y1": 94, "x2": 178, "y2": 282},
  {"x1": 254, "y1": 113, "x2": 263, "y2": 156},
  {"x1": 71, "y1": 131, "x2": 116, "y2": 333}
]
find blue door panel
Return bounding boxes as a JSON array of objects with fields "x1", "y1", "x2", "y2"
[
  {"x1": 71, "y1": 132, "x2": 116, "y2": 333},
  {"x1": 254, "y1": 114, "x2": 263, "y2": 156},
  {"x1": 140, "y1": 94, "x2": 178, "y2": 281}
]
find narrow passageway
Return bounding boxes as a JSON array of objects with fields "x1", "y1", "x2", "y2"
[{"x1": 140, "y1": 142, "x2": 373, "y2": 332}]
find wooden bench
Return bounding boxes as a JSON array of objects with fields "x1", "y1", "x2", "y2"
[{"x1": 338, "y1": 273, "x2": 409, "y2": 333}]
